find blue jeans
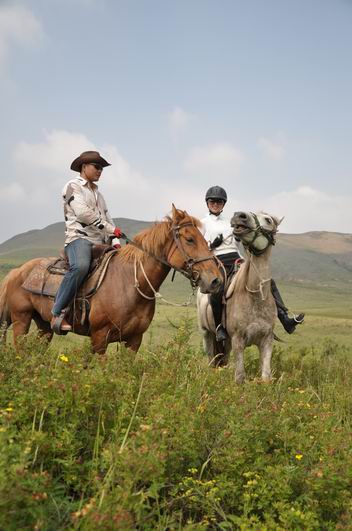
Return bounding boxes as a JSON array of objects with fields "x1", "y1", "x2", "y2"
[{"x1": 52, "y1": 238, "x2": 92, "y2": 316}]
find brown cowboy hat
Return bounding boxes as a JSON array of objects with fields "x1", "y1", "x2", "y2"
[{"x1": 70, "y1": 151, "x2": 111, "y2": 172}]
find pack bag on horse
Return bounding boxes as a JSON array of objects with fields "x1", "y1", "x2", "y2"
[
  {"x1": 0, "y1": 153, "x2": 222, "y2": 353},
  {"x1": 199, "y1": 186, "x2": 304, "y2": 344},
  {"x1": 198, "y1": 210, "x2": 303, "y2": 382}
]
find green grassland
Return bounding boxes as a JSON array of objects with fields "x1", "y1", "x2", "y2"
[
  {"x1": 1, "y1": 265, "x2": 352, "y2": 528},
  {"x1": 1, "y1": 240, "x2": 352, "y2": 528}
]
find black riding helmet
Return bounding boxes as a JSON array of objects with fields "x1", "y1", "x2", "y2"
[{"x1": 205, "y1": 186, "x2": 227, "y2": 203}]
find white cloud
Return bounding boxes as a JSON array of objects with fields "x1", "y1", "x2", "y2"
[
  {"x1": 14, "y1": 129, "x2": 148, "y2": 191},
  {"x1": 14, "y1": 130, "x2": 96, "y2": 174},
  {"x1": 8, "y1": 130, "x2": 153, "y2": 236},
  {"x1": 99, "y1": 144, "x2": 148, "y2": 192},
  {"x1": 167, "y1": 106, "x2": 192, "y2": 130},
  {"x1": 0, "y1": 4, "x2": 43, "y2": 67},
  {"x1": 185, "y1": 142, "x2": 244, "y2": 177},
  {"x1": 249, "y1": 186, "x2": 352, "y2": 233},
  {"x1": 0, "y1": 182, "x2": 26, "y2": 202},
  {"x1": 257, "y1": 136, "x2": 286, "y2": 160},
  {"x1": 4, "y1": 130, "x2": 352, "y2": 242}
]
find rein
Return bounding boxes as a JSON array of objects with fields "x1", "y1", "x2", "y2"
[
  {"x1": 122, "y1": 221, "x2": 217, "y2": 287},
  {"x1": 133, "y1": 259, "x2": 196, "y2": 306},
  {"x1": 245, "y1": 254, "x2": 271, "y2": 301}
]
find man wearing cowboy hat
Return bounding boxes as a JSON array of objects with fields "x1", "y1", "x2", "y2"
[{"x1": 51, "y1": 150, "x2": 123, "y2": 332}]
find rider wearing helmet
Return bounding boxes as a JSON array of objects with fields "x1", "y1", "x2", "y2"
[
  {"x1": 202, "y1": 186, "x2": 304, "y2": 342},
  {"x1": 201, "y1": 186, "x2": 243, "y2": 341}
]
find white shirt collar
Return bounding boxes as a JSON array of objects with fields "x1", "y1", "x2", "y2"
[{"x1": 76, "y1": 175, "x2": 98, "y2": 189}]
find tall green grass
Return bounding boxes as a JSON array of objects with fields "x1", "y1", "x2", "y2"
[{"x1": 0, "y1": 321, "x2": 351, "y2": 530}]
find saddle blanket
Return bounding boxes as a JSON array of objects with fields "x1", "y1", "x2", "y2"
[{"x1": 21, "y1": 249, "x2": 117, "y2": 299}]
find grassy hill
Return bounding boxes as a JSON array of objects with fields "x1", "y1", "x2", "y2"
[
  {"x1": 1, "y1": 221, "x2": 352, "y2": 290},
  {"x1": 0, "y1": 218, "x2": 151, "y2": 263}
]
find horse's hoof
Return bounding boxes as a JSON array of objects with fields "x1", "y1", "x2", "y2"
[{"x1": 260, "y1": 376, "x2": 273, "y2": 384}]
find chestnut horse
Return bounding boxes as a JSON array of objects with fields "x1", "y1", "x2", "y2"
[{"x1": 0, "y1": 206, "x2": 222, "y2": 353}]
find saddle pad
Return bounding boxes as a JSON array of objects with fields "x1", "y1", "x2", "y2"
[
  {"x1": 22, "y1": 258, "x2": 62, "y2": 297},
  {"x1": 22, "y1": 250, "x2": 118, "y2": 299}
]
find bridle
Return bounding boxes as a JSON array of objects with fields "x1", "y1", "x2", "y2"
[
  {"x1": 123, "y1": 221, "x2": 218, "y2": 288},
  {"x1": 233, "y1": 213, "x2": 277, "y2": 257},
  {"x1": 167, "y1": 222, "x2": 219, "y2": 286}
]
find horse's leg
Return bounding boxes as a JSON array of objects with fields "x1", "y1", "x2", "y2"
[
  {"x1": 260, "y1": 337, "x2": 273, "y2": 382},
  {"x1": 202, "y1": 329, "x2": 216, "y2": 364},
  {"x1": 90, "y1": 326, "x2": 111, "y2": 355},
  {"x1": 33, "y1": 314, "x2": 53, "y2": 344},
  {"x1": 232, "y1": 337, "x2": 245, "y2": 384},
  {"x1": 11, "y1": 310, "x2": 32, "y2": 347},
  {"x1": 125, "y1": 334, "x2": 143, "y2": 353}
]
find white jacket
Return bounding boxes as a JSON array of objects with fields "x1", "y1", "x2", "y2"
[
  {"x1": 62, "y1": 176, "x2": 119, "y2": 246},
  {"x1": 201, "y1": 212, "x2": 242, "y2": 256}
]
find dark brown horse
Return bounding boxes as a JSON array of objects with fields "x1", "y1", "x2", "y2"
[{"x1": 0, "y1": 206, "x2": 222, "y2": 353}]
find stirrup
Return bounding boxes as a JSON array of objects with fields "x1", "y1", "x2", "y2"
[
  {"x1": 51, "y1": 311, "x2": 70, "y2": 335},
  {"x1": 290, "y1": 312, "x2": 305, "y2": 324}
]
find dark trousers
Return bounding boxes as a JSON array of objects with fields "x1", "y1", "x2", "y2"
[
  {"x1": 210, "y1": 252, "x2": 241, "y2": 329},
  {"x1": 52, "y1": 238, "x2": 92, "y2": 316}
]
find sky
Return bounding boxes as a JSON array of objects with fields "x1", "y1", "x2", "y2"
[{"x1": 0, "y1": 0, "x2": 352, "y2": 244}]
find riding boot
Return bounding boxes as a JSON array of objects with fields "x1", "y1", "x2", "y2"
[
  {"x1": 271, "y1": 280, "x2": 305, "y2": 334},
  {"x1": 210, "y1": 292, "x2": 228, "y2": 342}
]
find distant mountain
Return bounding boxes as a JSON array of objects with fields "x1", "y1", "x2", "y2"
[
  {"x1": 0, "y1": 218, "x2": 151, "y2": 263},
  {"x1": 273, "y1": 231, "x2": 352, "y2": 286},
  {"x1": 1, "y1": 220, "x2": 352, "y2": 288}
]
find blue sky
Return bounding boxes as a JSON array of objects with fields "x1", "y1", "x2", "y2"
[{"x1": 1, "y1": 0, "x2": 352, "y2": 243}]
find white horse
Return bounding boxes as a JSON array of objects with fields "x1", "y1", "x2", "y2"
[{"x1": 197, "y1": 211, "x2": 282, "y2": 383}]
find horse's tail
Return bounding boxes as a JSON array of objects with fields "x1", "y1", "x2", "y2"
[{"x1": 0, "y1": 272, "x2": 13, "y2": 342}]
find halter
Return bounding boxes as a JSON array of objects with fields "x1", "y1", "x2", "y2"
[
  {"x1": 233, "y1": 212, "x2": 277, "y2": 256},
  {"x1": 123, "y1": 221, "x2": 217, "y2": 288},
  {"x1": 167, "y1": 222, "x2": 218, "y2": 286}
]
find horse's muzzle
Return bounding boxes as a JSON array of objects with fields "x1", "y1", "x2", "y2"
[
  {"x1": 231, "y1": 211, "x2": 250, "y2": 232},
  {"x1": 199, "y1": 275, "x2": 223, "y2": 294}
]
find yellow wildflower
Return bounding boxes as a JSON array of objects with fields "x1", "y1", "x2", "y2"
[
  {"x1": 295, "y1": 454, "x2": 303, "y2": 460},
  {"x1": 59, "y1": 355, "x2": 69, "y2": 363}
]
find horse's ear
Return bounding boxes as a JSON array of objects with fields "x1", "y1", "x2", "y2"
[
  {"x1": 171, "y1": 204, "x2": 182, "y2": 223},
  {"x1": 271, "y1": 214, "x2": 284, "y2": 229}
]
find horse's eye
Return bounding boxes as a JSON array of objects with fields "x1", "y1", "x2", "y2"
[
  {"x1": 265, "y1": 217, "x2": 272, "y2": 224},
  {"x1": 185, "y1": 237, "x2": 195, "y2": 244}
]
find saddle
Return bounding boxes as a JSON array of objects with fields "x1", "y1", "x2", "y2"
[{"x1": 21, "y1": 244, "x2": 118, "y2": 329}]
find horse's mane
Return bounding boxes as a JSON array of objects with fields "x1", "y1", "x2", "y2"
[{"x1": 119, "y1": 210, "x2": 201, "y2": 263}]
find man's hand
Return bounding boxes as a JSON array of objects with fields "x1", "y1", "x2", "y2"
[{"x1": 113, "y1": 227, "x2": 123, "y2": 238}]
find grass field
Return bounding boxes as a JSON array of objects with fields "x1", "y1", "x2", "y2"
[{"x1": 1, "y1": 266, "x2": 352, "y2": 529}]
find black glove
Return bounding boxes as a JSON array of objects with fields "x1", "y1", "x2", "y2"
[{"x1": 210, "y1": 234, "x2": 223, "y2": 250}]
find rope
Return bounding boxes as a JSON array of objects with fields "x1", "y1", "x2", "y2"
[
  {"x1": 245, "y1": 254, "x2": 271, "y2": 301},
  {"x1": 133, "y1": 259, "x2": 196, "y2": 307}
]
